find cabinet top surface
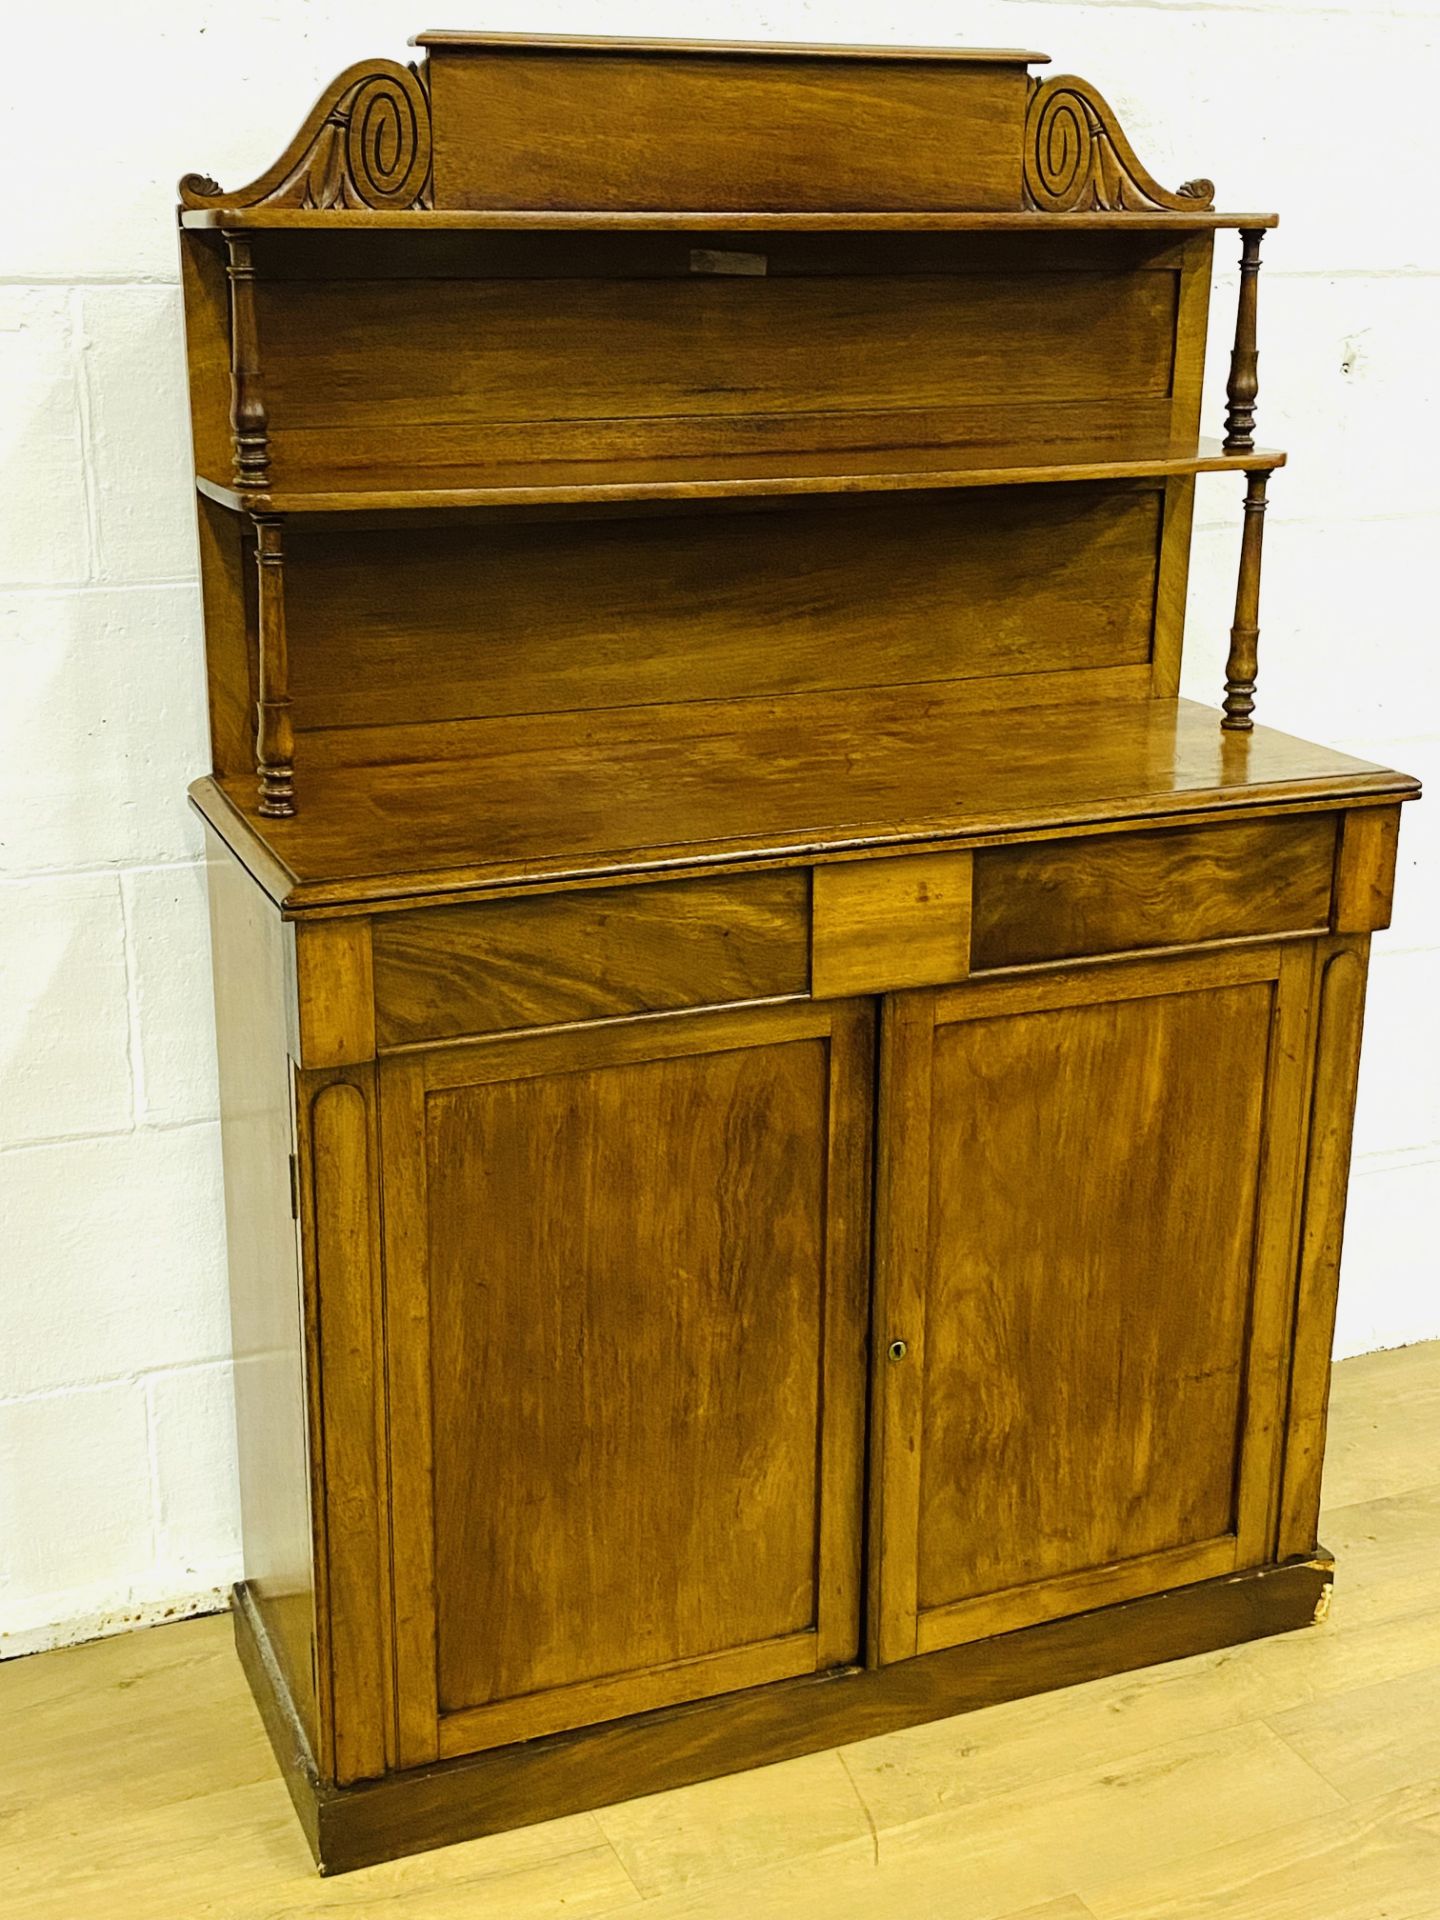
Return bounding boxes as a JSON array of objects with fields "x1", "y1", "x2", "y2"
[
  {"x1": 191, "y1": 698, "x2": 1418, "y2": 916},
  {"x1": 410, "y1": 30, "x2": 1051, "y2": 62}
]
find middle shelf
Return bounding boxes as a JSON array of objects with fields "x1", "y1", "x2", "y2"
[{"x1": 196, "y1": 435, "x2": 1286, "y2": 515}]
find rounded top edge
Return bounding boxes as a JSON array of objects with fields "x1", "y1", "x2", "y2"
[{"x1": 408, "y1": 30, "x2": 1051, "y2": 63}]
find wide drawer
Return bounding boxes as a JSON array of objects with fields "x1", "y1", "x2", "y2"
[
  {"x1": 372, "y1": 870, "x2": 809, "y2": 1046},
  {"x1": 971, "y1": 814, "x2": 1337, "y2": 971}
]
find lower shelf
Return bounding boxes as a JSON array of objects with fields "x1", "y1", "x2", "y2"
[{"x1": 235, "y1": 1554, "x2": 1335, "y2": 1875}]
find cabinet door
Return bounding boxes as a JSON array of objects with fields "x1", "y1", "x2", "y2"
[
  {"x1": 871, "y1": 946, "x2": 1313, "y2": 1665},
  {"x1": 382, "y1": 999, "x2": 872, "y2": 1765}
]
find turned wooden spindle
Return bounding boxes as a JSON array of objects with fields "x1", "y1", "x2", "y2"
[
  {"x1": 1223, "y1": 228, "x2": 1264, "y2": 453},
  {"x1": 1223, "y1": 471, "x2": 1270, "y2": 731},
  {"x1": 253, "y1": 516, "x2": 295, "y2": 816},
  {"x1": 224, "y1": 233, "x2": 270, "y2": 489}
]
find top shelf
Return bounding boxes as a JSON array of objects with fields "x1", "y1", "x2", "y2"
[{"x1": 180, "y1": 207, "x2": 1278, "y2": 233}]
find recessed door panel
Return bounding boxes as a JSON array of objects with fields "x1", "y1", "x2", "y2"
[
  {"x1": 383, "y1": 1000, "x2": 872, "y2": 1762},
  {"x1": 873, "y1": 947, "x2": 1313, "y2": 1663}
]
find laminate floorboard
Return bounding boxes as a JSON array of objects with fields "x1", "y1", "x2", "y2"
[{"x1": 3, "y1": 1340, "x2": 1438, "y2": 1920}]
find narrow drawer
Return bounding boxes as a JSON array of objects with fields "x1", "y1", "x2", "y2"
[
  {"x1": 971, "y1": 815, "x2": 1336, "y2": 971},
  {"x1": 372, "y1": 871, "x2": 809, "y2": 1046},
  {"x1": 811, "y1": 850, "x2": 972, "y2": 998}
]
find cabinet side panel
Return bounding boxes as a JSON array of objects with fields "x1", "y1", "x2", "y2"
[
  {"x1": 204, "y1": 828, "x2": 318, "y2": 1754},
  {"x1": 196, "y1": 494, "x2": 255, "y2": 778},
  {"x1": 179, "y1": 233, "x2": 232, "y2": 482}
]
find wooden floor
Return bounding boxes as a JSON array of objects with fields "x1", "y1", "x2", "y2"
[{"x1": 5, "y1": 1342, "x2": 1440, "y2": 1919}]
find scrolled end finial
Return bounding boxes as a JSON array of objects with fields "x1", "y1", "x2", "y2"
[
  {"x1": 1023, "y1": 76, "x2": 1217, "y2": 214},
  {"x1": 178, "y1": 59, "x2": 432, "y2": 212}
]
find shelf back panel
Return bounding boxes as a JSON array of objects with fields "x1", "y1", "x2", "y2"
[
  {"x1": 282, "y1": 482, "x2": 1170, "y2": 767},
  {"x1": 253, "y1": 237, "x2": 1195, "y2": 484}
]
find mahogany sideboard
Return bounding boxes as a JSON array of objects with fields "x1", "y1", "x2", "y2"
[{"x1": 177, "y1": 31, "x2": 1420, "y2": 1872}]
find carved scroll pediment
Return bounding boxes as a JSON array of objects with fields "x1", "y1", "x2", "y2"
[
  {"x1": 1023, "y1": 75, "x2": 1214, "y2": 213},
  {"x1": 179, "y1": 51, "x2": 1213, "y2": 221},
  {"x1": 180, "y1": 59, "x2": 432, "y2": 211}
]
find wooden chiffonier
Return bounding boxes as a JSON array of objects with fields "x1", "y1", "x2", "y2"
[{"x1": 178, "y1": 33, "x2": 1419, "y2": 1872}]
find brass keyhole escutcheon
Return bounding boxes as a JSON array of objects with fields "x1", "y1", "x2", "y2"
[{"x1": 888, "y1": 1339, "x2": 908, "y2": 1362}]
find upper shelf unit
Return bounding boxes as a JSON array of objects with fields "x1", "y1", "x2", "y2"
[
  {"x1": 178, "y1": 32, "x2": 1292, "y2": 821},
  {"x1": 178, "y1": 35, "x2": 1279, "y2": 528},
  {"x1": 194, "y1": 437, "x2": 1286, "y2": 516}
]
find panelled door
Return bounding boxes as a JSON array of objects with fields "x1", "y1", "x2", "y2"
[
  {"x1": 381, "y1": 998, "x2": 873, "y2": 1766},
  {"x1": 870, "y1": 944, "x2": 1315, "y2": 1665}
]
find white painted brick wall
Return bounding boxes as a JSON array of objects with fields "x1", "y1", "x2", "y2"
[{"x1": 1, "y1": 0, "x2": 1435, "y2": 1657}]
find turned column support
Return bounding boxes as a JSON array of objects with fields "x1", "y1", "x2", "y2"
[
  {"x1": 1223, "y1": 228, "x2": 1265, "y2": 453},
  {"x1": 224, "y1": 232, "x2": 270, "y2": 489},
  {"x1": 253, "y1": 514, "x2": 295, "y2": 816},
  {"x1": 1223, "y1": 470, "x2": 1270, "y2": 731}
]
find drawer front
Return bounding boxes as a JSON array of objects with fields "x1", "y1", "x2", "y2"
[
  {"x1": 971, "y1": 815, "x2": 1337, "y2": 971},
  {"x1": 812, "y1": 850, "x2": 973, "y2": 998},
  {"x1": 372, "y1": 871, "x2": 809, "y2": 1046}
]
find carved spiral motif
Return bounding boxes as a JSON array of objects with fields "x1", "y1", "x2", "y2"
[
  {"x1": 1022, "y1": 75, "x2": 1217, "y2": 215},
  {"x1": 177, "y1": 58, "x2": 433, "y2": 212},
  {"x1": 343, "y1": 66, "x2": 431, "y2": 210},
  {"x1": 1026, "y1": 85, "x2": 1097, "y2": 213}
]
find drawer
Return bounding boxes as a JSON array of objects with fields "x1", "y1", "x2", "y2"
[
  {"x1": 372, "y1": 871, "x2": 809, "y2": 1046},
  {"x1": 971, "y1": 815, "x2": 1337, "y2": 971},
  {"x1": 811, "y1": 850, "x2": 972, "y2": 998}
]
